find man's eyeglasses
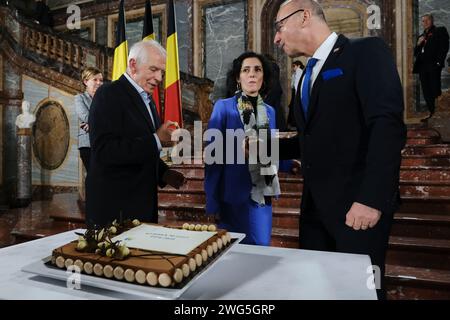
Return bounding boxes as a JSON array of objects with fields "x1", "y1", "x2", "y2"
[{"x1": 274, "y1": 9, "x2": 304, "y2": 33}]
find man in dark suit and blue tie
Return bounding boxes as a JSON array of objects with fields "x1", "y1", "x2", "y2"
[
  {"x1": 273, "y1": 0, "x2": 406, "y2": 299},
  {"x1": 87, "y1": 40, "x2": 185, "y2": 228}
]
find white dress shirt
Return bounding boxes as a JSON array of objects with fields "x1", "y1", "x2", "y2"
[
  {"x1": 124, "y1": 72, "x2": 162, "y2": 151},
  {"x1": 300, "y1": 32, "x2": 338, "y2": 97},
  {"x1": 292, "y1": 67, "x2": 303, "y2": 92}
]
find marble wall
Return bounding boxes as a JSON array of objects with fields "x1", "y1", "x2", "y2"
[
  {"x1": 175, "y1": 0, "x2": 192, "y2": 74},
  {"x1": 96, "y1": 16, "x2": 108, "y2": 47},
  {"x1": 123, "y1": 17, "x2": 161, "y2": 48},
  {"x1": 203, "y1": 0, "x2": 246, "y2": 101},
  {"x1": 419, "y1": 0, "x2": 450, "y2": 31},
  {"x1": 22, "y1": 76, "x2": 79, "y2": 187}
]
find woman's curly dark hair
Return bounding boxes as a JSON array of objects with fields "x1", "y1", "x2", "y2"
[{"x1": 225, "y1": 51, "x2": 272, "y2": 98}]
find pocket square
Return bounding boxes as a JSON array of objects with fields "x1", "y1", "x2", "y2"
[{"x1": 322, "y1": 68, "x2": 344, "y2": 81}]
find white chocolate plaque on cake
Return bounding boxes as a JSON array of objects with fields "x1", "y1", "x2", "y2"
[{"x1": 111, "y1": 224, "x2": 217, "y2": 255}]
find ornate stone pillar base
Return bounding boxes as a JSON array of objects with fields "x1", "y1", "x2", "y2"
[
  {"x1": 3, "y1": 102, "x2": 20, "y2": 206},
  {"x1": 16, "y1": 128, "x2": 32, "y2": 207},
  {"x1": 3, "y1": 59, "x2": 22, "y2": 207}
]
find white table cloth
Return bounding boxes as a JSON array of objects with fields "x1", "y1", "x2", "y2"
[{"x1": 0, "y1": 229, "x2": 377, "y2": 300}]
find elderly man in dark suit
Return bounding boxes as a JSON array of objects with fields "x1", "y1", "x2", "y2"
[
  {"x1": 87, "y1": 40, "x2": 185, "y2": 227},
  {"x1": 273, "y1": 0, "x2": 406, "y2": 299},
  {"x1": 413, "y1": 14, "x2": 449, "y2": 119}
]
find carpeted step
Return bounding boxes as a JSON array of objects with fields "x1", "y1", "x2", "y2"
[
  {"x1": 386, "y1": 264, "x2": 450, "y2": 300},
  {"x1": 402, "y1": 145, "x2": 450, "y2": 157},
  {"x1": 392, "y1": 213, "x2": 450, "y2": 239}
]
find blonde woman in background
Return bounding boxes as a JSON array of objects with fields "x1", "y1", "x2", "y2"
[{"x1": 75, "y1": 67, "x2": 103, "y2": 172}]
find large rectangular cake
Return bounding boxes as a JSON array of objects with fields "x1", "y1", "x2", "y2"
[{"x1": 51, "y1": 221, "x2": 232, "y2": 288}]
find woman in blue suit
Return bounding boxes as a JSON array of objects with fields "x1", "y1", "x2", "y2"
[{"x1": 205, "y1": 52, "x2": 281, "y2": 246}]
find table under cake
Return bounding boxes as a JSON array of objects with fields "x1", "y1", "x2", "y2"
[{"x1": 0, "y1": 229, "x2": 377, "y2": 300}]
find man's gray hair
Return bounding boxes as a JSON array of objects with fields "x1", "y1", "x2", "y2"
[
  {"x1": 280, "y1": 0, "x2": 326, "y2": 22},
  {"x1": 422, "y1": 13, "x2": 434, "y2": 23},
  {"x1": 127, "y1": 39, "x2": 166, "y2": 67}
]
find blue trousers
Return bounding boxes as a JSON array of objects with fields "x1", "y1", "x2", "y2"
[{"x1": 218, "y1": 199, "x2": 272, "y2": 246}]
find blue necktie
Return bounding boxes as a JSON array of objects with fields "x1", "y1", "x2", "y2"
[{"x1": 301, "y1": 58, "x2": 318, "y2": 118}]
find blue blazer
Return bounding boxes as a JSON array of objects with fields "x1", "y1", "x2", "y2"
[{"x1": 204, "y1": 96, "x2": 276, "y2": 214}]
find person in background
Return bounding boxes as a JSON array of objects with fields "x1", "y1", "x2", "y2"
[
  {"x1": 75, "y1": 67, "x2": 103, "y2": 173},
  {"x1": 413, "y1": 13, "x2": 449, "y2": 120}
]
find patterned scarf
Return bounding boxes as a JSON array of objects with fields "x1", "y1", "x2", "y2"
[{"x1": 236, "y1": 92, "x2": 281, "y2": 206}]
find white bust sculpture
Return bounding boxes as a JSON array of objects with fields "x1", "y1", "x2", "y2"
[{"x1": 16, "y1": 101, "x2": 36, "y2": 129}]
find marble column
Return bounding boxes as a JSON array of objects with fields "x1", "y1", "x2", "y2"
[
  {"x1": 15, "y1": 100, "x2": 35, "y2": 208},
  {"x1": 2, "y1": 60, "x2": 23, "y2": 206},
  {"x1": 16, "y1": 128, "x2": 32, "y2": 207},
  {"x1": 95, "y1": 16, "x2": 107, "y2": 47}
]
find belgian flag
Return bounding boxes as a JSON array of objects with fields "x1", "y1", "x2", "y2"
[
  {"x1": 164, "y1": 0, "x2": 182, "y2": 126},
  {"x1": 142, "y1": 0, "x2": 155, "y2": 41},
  {"x1": 142, "y1": 0, "x2": 161, "y2": 118},
  {"x1": 112, "y1": 0, "x2": 128, "y2": 81}
]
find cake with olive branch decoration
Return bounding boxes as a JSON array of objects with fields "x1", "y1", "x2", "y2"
[{"x1": 51, "y1": 219, "x2": 232, "y2": 288}]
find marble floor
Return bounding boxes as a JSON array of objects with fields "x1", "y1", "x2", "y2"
[{"x1": 0, "y1": 193, "x2": 83, "y2": 248}]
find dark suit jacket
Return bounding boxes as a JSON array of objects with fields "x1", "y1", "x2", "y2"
[
  {"x1": 264, "y1": 62, "x2": 287, "y2": 131},
  {"x1": 86, "y1": 75, "x2": 168, "y2": 227},
  {"x1": 413, "y1": 25, "x2": 449, "y2": 73},
  {"x1": 280, "y1": 35, "x2": 406, "y2": 226}
]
